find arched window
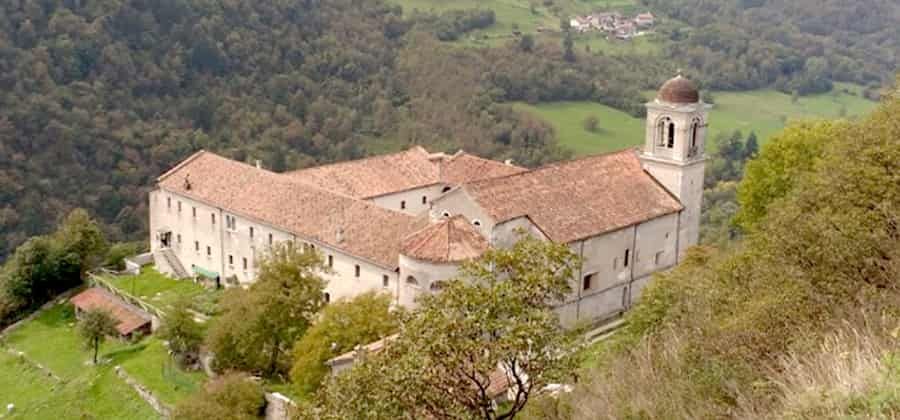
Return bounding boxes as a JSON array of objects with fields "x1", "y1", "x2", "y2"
[
  {"x1": 323, "y1": 292, "x2": 330, "y2": 303},
  {"x1": 472, "y1": 219, "x2": 482, "y2": 227},
  {"x1": 442, "y1": 186, "x2": 452, "y2": 193},
  {"x1": 441, "y1": 210, "x2": 451, "y2": 218},
  {"x1": 667, "y1": 122, "x2": 676, "y2": 149},
  {"x1": 656, "y1": 117, "x2": 670, "y2": 147},
  {"x1": 406, "y1": 276, "x2": 419, "y2": 286},
  {"x1": 689, "y1": 118, "x2": 702, "y2": 156},
  {"x1": 430, "y1": 281, "x2": 446, "y2": 292}
]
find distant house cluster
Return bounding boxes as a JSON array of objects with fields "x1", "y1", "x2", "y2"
[{"x1": 569, "y1": 11, "x2": 655, "y2": 39}]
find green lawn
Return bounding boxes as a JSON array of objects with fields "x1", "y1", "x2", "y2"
[
  {"x1": 514, "y1": 101, "x2": 646, "y2": 155},
  {"x1": 389, "y1": 0, "x2": 644, "y2": 49},
  {"x1": 515, "y1": 86, "x2": 877, "y2": 156},
  {"x1": 0, "y1": 303, "x2": 206, "y2": 418},
  {"x1": 102, "y1": 267, "x2": 221, "y2": 316},
  {"x1": 0, "y1": 351, "x2": 158, "y2": 420}
]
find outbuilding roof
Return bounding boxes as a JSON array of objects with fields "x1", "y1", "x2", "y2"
[
  {"x1": 401, "y1": 215, "x2": 490, "y2": 263},
  {"x1": 70, "y1": 288, "x2": 152, "y2": 336},
  {"x1": 461, "y1": 149, "x2": 683, "y2": 243},
  {"x1": 157, "y1": 151, "x2": 420, "y2": 269}
]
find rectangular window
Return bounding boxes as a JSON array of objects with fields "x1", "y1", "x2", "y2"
[
  {"x1": 177, "y1": 201, "x2": 182, "y2": 212},
  {"x1": 177, "y1": 234, "x2": 182, "y2": 244},
  {"x1": 207, "y1": 246, "x2": 211, "y2": 256},
  {"x1": 624, "y1": 249, "x2": 630, "y2": 268},
  {"x1": 268, "y1": 233, "x2": 273, "y2": 245},
  {"x1": 167, "y1": 197, "x2": 171, "y2": 209},
  {"x1": 211, "y1": 213, "x2": 216, "y2": 225},
  {"x1": 422, "y1": 196, "x2": 427, "y2": 205},
  {"x1": 382, "y1": 275, "x2": 389, "y2": 288},
  {"x1": 249, "y1": 227, "x2": 254, "y2": 239},
  {"x1": 194, "y1": 241, "x2": 199, "y2": 252},
  {"x1": 400, "y1": 201, "x2": 406, "y2": 210},
  {"x1": 328, "y1": 255, "x2": 333, "y2": 268},
  {"x1": 243, "y1": 258, "x2": 248, "y2": 270},
  {"x1": 192, "y1": 207, "x2": 197, "y2": 218},
  {"x1": 655, "y1": 251, "x2": 663, "y2": 266},
  {"x1": 582, "y1": 274, "x2": 594, "y2": 291},
  {"x1": 354, "y1": 265, "x2": 360, "y2": 278},
  {"x1": 228, "y1": 255, "x2": 233, "y2": 265}
]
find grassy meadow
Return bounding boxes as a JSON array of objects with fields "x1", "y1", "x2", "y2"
[
  {"x1": 515, "y1": 86, "x2": 878, "y2": 155},
  {"x1": 0, "y1": 303, "x2": 206, "y2": 419},
  {"x1": 389, "y1": 0, "x2": 646, "y2": 48}
]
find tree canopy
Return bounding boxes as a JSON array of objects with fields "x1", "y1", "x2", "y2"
[
  {"x1": 206, "y1": 242, "x2": 327, "y2": 378},
  {"x1": 308, "y1": 235, "x2": 582, "y2": 419}
]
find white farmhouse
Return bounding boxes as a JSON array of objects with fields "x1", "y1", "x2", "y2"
[{"x1": 148, "y1": 75, "x2": 709, "y2": 326}]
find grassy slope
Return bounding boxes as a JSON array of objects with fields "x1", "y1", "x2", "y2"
[
  {"x1": 390, "y1": 0, "x2": 643, "y2": 48},
  {"x1": 0, "y1": 303, "x2": 204, "y2": 418},
  {"x1": 103, "y1": 267, "x2": 221, "y2": 316},
  {"x1": 515, "y1": 86, "x2": 877, "y2": 155}
]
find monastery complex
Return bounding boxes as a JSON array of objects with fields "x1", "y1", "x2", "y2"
[{"x1": 149, "y1": 75, "x2": 709, "y2": 326}]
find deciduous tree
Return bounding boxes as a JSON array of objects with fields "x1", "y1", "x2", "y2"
[
  {"x1": 310, "y1": 235, "x2": 581, "y2": 419},
  {"x1": 78, "y1": 307, "x2": 118, "y2": 365},
  {"x1": 290, "y1": 291, "x2": 399, "y2": 397},
  {"x1": 207, "y1": 243, "x2": 327, "y2": 378}
]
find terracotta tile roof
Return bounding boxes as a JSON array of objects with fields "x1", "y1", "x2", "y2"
[
  {"x1": 286, "y1": 147, "x2": 525, "y2": 199},
  {"x1": 286, "y1": 147, "x2": 440, "y2": 198},
  {"x1": 462, "y1": 149, "x2": 683, "y2": 243},
  {"x1": 440, "y1": 152, "x2": 528, "y2": 186},
  {"x1": 157, "y1": 151, "x2": 419, "y2": 269},
  {"x1": 401, "y1": 215, "x2": 490, "y2": 263},
  {"x1": 70, "y1": 288, "x2": 152, "y2": 336}
]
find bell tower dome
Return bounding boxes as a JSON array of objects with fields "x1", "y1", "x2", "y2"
[{"x1": 640, "y1": 73, "x2": 710, "y2": 257}]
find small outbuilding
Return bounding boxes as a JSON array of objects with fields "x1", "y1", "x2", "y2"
[{"x1": 70, "y1": 288, "x2": 153, "y2": 340}]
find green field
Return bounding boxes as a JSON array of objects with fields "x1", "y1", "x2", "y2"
[
  {"x1": 389, "y1": 0, "x2": 644, "y2": 47},
  {"x1": 0, "y1": 303, "x2": 205, "y2": 418},
  {"x1": 515, "y1": 86, "x2": 877, "y2": 155},
  {"x1": 102, "y1": 267, "x2": 221, "y2": 316}
]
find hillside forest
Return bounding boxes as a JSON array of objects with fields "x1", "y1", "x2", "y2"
[{"x1": 0, "y1": 0, "x2": 898, "y2": 261}]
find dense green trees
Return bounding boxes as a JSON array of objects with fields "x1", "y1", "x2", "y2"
[
  {"x1": 307, "y1": 236, "x2": 581, "y2": 419},
  {"x1": 549, "y1": 80, "x2": 900, "y2": 418},
  {"x1": 642, "y1": 0, "x2": 899, "y2": 92},
  {"x1": 206, "y1": 243, "x2": 326, "y2": 378},
  {"x1": 173, "y1": 373, "x2": 266, "y2": 420},
  {"x1": 289, "y1": 292, "x2": 399, "y2": 398},
  {"x1": 0, "y1": 208, "x2": 105, "y2": 327}
]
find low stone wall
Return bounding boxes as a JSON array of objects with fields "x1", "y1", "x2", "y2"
[
  {"x1": 115, "y1": 365, "x2": 172, "y2": 418},
  {"x1": 265, "y1": 392, "x2": 296, "y2": 420},
  {"x1": 3, "y1": 347, "x2": 62, "y2": 383}
]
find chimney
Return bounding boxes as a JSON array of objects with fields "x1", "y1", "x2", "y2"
[{"x1": 255, "y1": 160, "x2": 262, "y2": 169}]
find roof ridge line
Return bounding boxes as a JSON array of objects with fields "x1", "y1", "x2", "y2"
[{"x1": 286, "y1": 146, "x2": 430, "y2": 175}]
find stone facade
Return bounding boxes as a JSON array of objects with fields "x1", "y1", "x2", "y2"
[{"x1": 148, "y1": 75, "x2": 707, "y2": 326}]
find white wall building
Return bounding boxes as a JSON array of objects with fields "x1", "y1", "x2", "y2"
[{"x1": 148, "y1": 75, "x2": 708, "y2": 326}]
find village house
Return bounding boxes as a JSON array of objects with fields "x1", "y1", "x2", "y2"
[
  {"x1": 570, "y1": 11, "x2": 655, "y2": 39},
  {"x1": 148, "y1": 75, "x2": 709, "y2": 326}
]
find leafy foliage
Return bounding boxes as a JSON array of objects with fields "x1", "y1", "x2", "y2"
[
  {"x1": 644, "y1": 0, "x2": 900, "y2": 92},
  {"x1": 77, "y1": 307, "x2": 118, "y2": 365},
  {"x1": 158, "y1": 296, "x2": 204, "y2": 368},
  {"x1": 562, "y1": 80, "x2": 900, "y2": 418},
  {"x1": 290, "y1": 291, "x2": 399, "y2": 398},
  {"x1": 307, "y1": 235, "x2": 581, "y2": 419},
  {"x1": 206, "y1": 243, "x2": 326, "y2": 378},
  {"x1": 173, "y1": 372, "x2": 265, "y2": 420},
  {"x1": 0, "y1": 208, "x2": 105, "y2": 326}
]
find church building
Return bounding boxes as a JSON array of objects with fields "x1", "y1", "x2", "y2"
[{"x1": 148, "y1": 75, "x2": 709, "y2": 326}]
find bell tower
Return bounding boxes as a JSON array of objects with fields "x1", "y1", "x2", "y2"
[{"x1": 640, "y1": 73, "x2": 709, "y2": 257}]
